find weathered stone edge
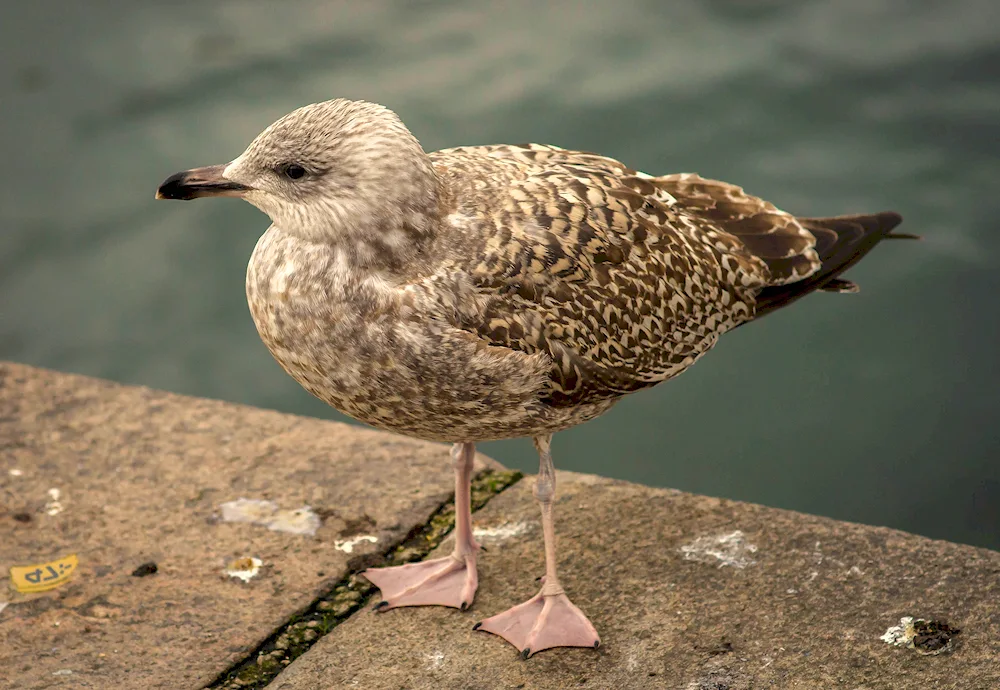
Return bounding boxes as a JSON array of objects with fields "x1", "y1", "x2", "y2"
[{"x1": 207, "y1": 468, "x2": 523, "y2": 690}]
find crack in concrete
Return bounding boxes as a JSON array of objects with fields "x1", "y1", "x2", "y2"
[{"x1": 205, "y1": 468, "x2": 523, "y2": 690}]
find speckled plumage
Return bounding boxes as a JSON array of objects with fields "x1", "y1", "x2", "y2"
[
  {"x1": 159, "y1": 98, "x2": 910, "y2": 656},
  {"x1": 232, "y1": 101, "x2": 904, "y2": 443}
]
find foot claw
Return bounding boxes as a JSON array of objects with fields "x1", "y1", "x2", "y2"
[
  {"x1": 460, "y1": 601, "x2": 470, "y2": 612},
  {"x1": 372, "y1": 600, "x2": 389, "y2": 612},
  {"x1": 472, "y1": 621, "x2": 482, "y2": 631},
  {"x1": 520, "y1": 648, "x2": 531, "y2": 661}
]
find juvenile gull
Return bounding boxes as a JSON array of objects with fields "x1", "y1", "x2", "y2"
[{"x1": 156, "y1": 98, "x2": 913, "y2": 657}]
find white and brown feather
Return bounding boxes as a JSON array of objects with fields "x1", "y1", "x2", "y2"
[
  {"x1": 420, "y1": 144, "x2": 824, "y2": 407},
  {"x1": 239, "y1": 103, "x2": 905, "y2": 443}
]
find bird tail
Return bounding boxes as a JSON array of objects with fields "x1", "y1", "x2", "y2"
[{"x1": 752, "y1": 211, "x2": 914, "y2": 319}]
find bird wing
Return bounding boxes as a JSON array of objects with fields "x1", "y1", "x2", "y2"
[{"x1": 426, "y1": 144, "x2": 821, "y2": 406}]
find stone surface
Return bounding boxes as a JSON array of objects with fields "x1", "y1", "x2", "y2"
[
  {"x1": 6, "y1": 362, "x2": 999, "y2": 689},
  {"x1": 273, "y1": 472, "x2": 1000, "y2": 689},
  {"x1": 0, "y1": 362, "x2": 499, "y2": 689}
]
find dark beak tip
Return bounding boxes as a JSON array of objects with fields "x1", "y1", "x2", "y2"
[
  {"x1": 154, "y1": 165, "x2": 248, "y2": 201},
  {"x1": 155, "y1": 171, "x2": 196, "y2": 201}
]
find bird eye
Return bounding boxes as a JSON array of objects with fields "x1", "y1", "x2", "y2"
[{"x1": 280, "y1": 163, "x2": 307, "y2": 180}]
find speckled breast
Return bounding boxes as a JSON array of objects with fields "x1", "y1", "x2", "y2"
[
  {"x1": 245, "y1": 229, "x2": 414, "y2": 428},
  {"x1": 244, "y1": 228, "x2": 605, "y2": 442}
]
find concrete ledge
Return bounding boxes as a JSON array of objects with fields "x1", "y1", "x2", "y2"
[
  {"x1": 3, "y1": 362, "x2": 999, "y2": 689},
  {"x1": 0, "y1": 363, "x2": 501, "y2": 689},
  {"x1": 273, "y1": 477, "x2": 1000, "y2": 689}
]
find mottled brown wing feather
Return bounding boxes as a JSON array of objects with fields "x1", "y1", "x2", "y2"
[
  {"x1": 429, "y1": 146, "x2": 905, "y2": 407},
  {"x1": 431, "y1": 146, "x2": 778, "y2": 406},
  {"x1": 654, "y1": 173, "x2": 822, "y2": 286}
]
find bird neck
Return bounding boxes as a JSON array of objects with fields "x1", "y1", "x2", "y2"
[
  {"x1": 344, "y1": 187, "x2": 441, "y2": 272},
  {"x1": 330, "y1": 207, "x2": 440, "y2": 272},
  {"x1": 280, "y1": 171, "x2": 442, "y2": 273}
]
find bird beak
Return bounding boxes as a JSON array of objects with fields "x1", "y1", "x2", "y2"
[{"x1": 155, "y1": 164, "x2": 250, "y2": 201}]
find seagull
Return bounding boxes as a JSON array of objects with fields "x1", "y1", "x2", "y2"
[{"x1": 156, "y1": 98, "x2": 913, "y2": 658}]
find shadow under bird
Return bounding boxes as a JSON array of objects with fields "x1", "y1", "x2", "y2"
[{"x1": 156, "y1": 98, "x2": 915, "y2": 659}]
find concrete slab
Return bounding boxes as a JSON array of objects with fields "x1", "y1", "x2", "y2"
[
  {"x1": 0, "y1": 362, "x2": 500, "y2": 689},
  {"x1": 272, "y1": 472, "x2": 1000, "y2": 689}
]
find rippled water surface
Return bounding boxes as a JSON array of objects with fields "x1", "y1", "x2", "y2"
[{"x1": 3, "y1": 1, "x2": 998, "y2": 548}]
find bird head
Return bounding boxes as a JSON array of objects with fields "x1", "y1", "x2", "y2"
[{"x1": 156, "y1": 99, "x2": 439, "y2": 258}]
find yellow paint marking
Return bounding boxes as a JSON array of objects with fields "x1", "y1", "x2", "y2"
[{"x1": 11, "y1": 554, "x2": 78, "y2": 593}]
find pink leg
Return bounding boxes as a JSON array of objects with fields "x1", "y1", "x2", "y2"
[
  {"x1": 474, "y1": 435, "x2": 600, "y2": 658},
  {"x1": 364, "y1": 442, "x2": 481, "y2": 611}
]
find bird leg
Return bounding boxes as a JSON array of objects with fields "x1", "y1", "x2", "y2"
[
  {"x1": 474, "y1": 435, "x2": 600, "y2": 658},
  {"x1": 364, "y1": 442, "x2": 480, "y2": 611}
]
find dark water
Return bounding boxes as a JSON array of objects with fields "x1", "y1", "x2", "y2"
[{"x1": 3, "y1": 1, "x2": 998, "y2": 549}]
